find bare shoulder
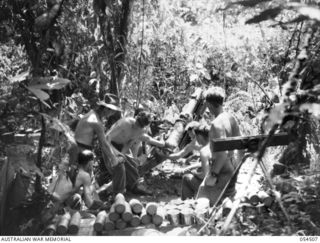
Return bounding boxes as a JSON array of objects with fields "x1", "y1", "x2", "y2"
[
  {"x1": 209, "y1": 116, "x2": 227, "y2": 139},
  {"x1": 125, "y1": 117, "x2": 136, "y2": 125},
  {"x1": 116, "y1": 117, "x2": 134, "y2": 127},
  {"x1": 212, "y1": 112, "x2": 239, "y2": 129},
  {"x1": 77, "y1": 170, "x2": 91, "y2": 185},
  {"x1": 224, "y1": 112, "x2": 241, "y2": 135},
  {"x1": 127, "y1": 117, "x2": 135, "y2": 122},
  {"x1": 108, "y1": 117, "x2": 126, "y2": 131},
  {"x1": 210, "y1": 118, "x2": 225, "y2": 132},
  {"x1": 227, "y1": 112, "x2": 238, "y2": 123}
]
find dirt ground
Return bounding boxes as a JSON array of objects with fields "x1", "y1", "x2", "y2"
[
  {"x1": 96, "y1": 157, "x2": 266, "y2": 236},
  {"x1": 138, "y1": 156, "x2": 265, "y2": 204}
]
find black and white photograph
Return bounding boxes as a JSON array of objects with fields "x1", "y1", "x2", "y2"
[{"x1": 0, "y1": 0, "x2": 320, "y2": 238}]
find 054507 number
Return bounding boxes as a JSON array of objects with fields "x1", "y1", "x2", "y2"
[{"x1": 300, "y1": 237, "x2": 318, "y2": 242}]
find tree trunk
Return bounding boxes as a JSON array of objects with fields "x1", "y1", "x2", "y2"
[
  {"x1": 106, "y1": 21, "x2": 118, "y2": 96},
  {"x1": 115, "y1": 0, "x2": 133, "y2": 92},
  {"x1": 97, "y1": 0, "x2": 133, "y2": 96}
]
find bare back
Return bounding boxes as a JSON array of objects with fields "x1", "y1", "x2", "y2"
[
  {"x1": 75, "y1": 110, "x2": 100, "y2": 146},
  {"x1": 213, "y1": 112, "x2": 240, "y2": 137},
  {"x1": 48, "y1": 169, "x2": 89, "y2": 203},
  {"x1": 106, "y1": 117, "x2": 144, "y2": 152},
  {"x1": 210, "y1": 112, "x2": 243, "y2": 174}
]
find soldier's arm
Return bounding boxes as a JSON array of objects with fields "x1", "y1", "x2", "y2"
[
  {"x1": 167, "y1": 140, "x2": 196, "y2": 160},
  {"x1": 184, "y1": 161, "x2": 202, "y2": 172},
  {"x1": 140, "y1": 133, "x2": 166, "y2": 148},
  {"x1": 81, "y1": 173, "x2": 94, "y2": 208}
]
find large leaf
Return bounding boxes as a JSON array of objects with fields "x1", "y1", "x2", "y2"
[
  {"x1": 9, "y1": 70, "x2": 30, "y2": 83},
  {"x1": 246, "y1": 7, "x2": 283, "y2": 24},
  {"x1": 29, "y1": 76, "x2": 71, "y2": 90},
  {"x1": 297, "y1": 6, "x2": 320, "y2": 22},
  {"x1": 220, "y1": 0, "x2": 272, "y2": 11},
  {"x1": 26, "y1": 87, "x2": 51, "y2": 108},
  {"x1": 27, "y1": 87, "x2": 50, "y2": 101}
]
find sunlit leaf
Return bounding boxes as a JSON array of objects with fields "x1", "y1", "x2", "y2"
[
  {"x1": 246, "y1": 7, "x2": 283, "y2": 24},
  {"x1": 195, "y1": 62, "x2": 203, "y2": 69},
  {"x1": 190, "y1": 74, "x2": 199, "y2": 82},
  {"x1": 89, "y1": 78, "x2": 98, "y2": 85},
  {"x1": 46, "y1": 48, "x2": 55, "y2": 52},
  {"x1": 90, "y1": 71, "x2": 97, "y2": 78},
  {"x1": 9, "y1": 70, "x2": 30, "y2": 83},
  {"x1": 143, "y1": 45, "x2": 151, "y2": 57},
  {"x1": 94, "y1": 26, "x2": 101, "y2": 41},
  {"x1": 300, "y1": 103, "x2": 320, "y2": 119},
  {"x1": 297, "y1": 6, "x2": 320, "y2": 22},
  {"x1": 105, "y1": 7, "x2": 112, "y2": 17},
  {"x1": 29, "y1": 76, "x2": 70, "y2": 90},
  {"x1": 203, "y1": 70, "x2": 211, "y2": 80}
]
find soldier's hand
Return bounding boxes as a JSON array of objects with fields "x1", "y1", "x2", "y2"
[
  {"x1": 177, "y1": 158, "x2": 187, "y2": 164},
  {"x1": 154, "y1": 147, "x2": 171, "y2": 158},
  {"x1": 174, "y1": 167, "x2": 185, "y2": 175},
  {"x1": 182, "y1": 167, "x2": 191, "y2": 174}
]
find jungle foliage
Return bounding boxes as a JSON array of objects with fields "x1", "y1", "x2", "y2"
[{"x1": 0, "y1": 0, "x2": 320, "y2": 236}]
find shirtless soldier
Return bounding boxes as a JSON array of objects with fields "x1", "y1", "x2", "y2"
[
  {"x1": 168, "y1": 123, "x2": 211, "y2": 200},
  {"x1": 74, "y1": 99, "x2": 127, "y2": 195},
  {"x1": 103, "y1": 111, "x2": 171, "y2": 195},
  {"x1": 48, "y1": 150, "x2": 99, "y2": 211},
  {"x1": 74, "y1": 100, "x2": 120, "y2": 162},
  {"x1": 197, "y1": 86, "x2": 244, "y2": 206},
  {"x1": 106, "y1": 111, "x2": 168, "y2": 155}
]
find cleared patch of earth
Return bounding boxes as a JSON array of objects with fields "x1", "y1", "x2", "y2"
[{"x1": 96, "y1": 157, "x2": 265, "y2": 236}]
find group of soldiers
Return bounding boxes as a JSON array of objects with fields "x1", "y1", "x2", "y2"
[{"x1": 46, "y1": 86, "x2": 243, "y2": 221}]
